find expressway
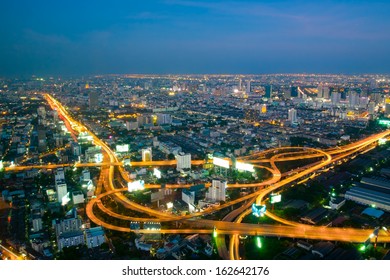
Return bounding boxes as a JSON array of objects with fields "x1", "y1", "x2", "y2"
[
  {"x1": 0, "y1": 244, "x2": 23, "y2": 260},
  {"x1": 9, "y1": 93, "x2": 390, "y2": 260}
]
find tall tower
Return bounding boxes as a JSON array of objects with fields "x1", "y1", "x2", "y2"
[
  {"x1": 290, "y1": 86, "x2": 298, "y2": 98},
  {"x1": 264, "y1": 85, "x2": 272, "y2": 98},
  {"x1": 246, "y1": 80, "x2": 251, "y2": 94},
  {"x1": 288, "y1": 108, "x2": 297, "y2": 124},
  {"x1": 89, "y1": 91, "x2": 99, "y2": 109}
]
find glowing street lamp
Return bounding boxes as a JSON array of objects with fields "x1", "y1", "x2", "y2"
[{"x1": 256, "y1": 236, "x2": 262, "y2": 249}]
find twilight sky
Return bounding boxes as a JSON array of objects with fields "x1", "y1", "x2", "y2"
[{"x1": 1, "y1": 0, "x2": 390, "y2": 76}]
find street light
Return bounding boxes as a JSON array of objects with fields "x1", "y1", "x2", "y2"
[
  {"x1": 213, "y1": 226, "x2": 217, "y2": 238},
  {"x1": 256, "y1": 236, "x2": 262, "y2": 249}
]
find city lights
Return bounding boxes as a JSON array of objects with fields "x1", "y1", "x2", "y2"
[
  {"x1": 213, "y1": 157, "x2": 230, "y2": 169},
  {"x1": 127, "y1": 180, "x2": 145, "y2": 192},
  {"x1": 236, "y1": 161, "x2": 255, "y2": 172}
]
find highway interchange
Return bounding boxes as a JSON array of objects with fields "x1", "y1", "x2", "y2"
[{"x1": 4, "y1": 93, "x2": 390, "y2": 260}]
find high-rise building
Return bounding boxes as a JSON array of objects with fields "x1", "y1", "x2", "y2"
[
  {"x1": 176, "y1": 152, "x2": 191, "y2": 171},
  {"x1": 88, "y1": 91, "x2": 99, "y2": 109},
  {"x1": 246, "y1": 80, "x2": 251, "y2": 94},
  {"x1": 142, "y1": 148, "x2": 152, "y2": 162},
  {"x1": 261, "y1": 104, "x2": 267, "y2": 114},
  {"x1": 386, "y1": 104, "x2": 390, "y2": 116},
  {"x1": 288, "y1": 108, "x2": 297, "y2": 124},
  {"x1": 348, "y1": 91, "x2": 359, "y2": 108},
  {"x1": 317, "y1": 85, "x2": 330, "y2": 99},
  {"x1": 56, "y1": 182, "x2": 68, "y2": 203},
  {"x1": 206, "y1": 179, "x2": 226, "y2": 202},
  {"x1": 37, "y1": 106, "x2": 46, "y2": 118},
  {"x1": 55, "y1": 168, "x2": 67, "y2": 203},
  {"x1": 331, "y1": 92, "x2": 341, "y2": 105},
  {"x1": 37, "y1": 125, "x2": 47, "y2": 152},
  {"x1": 290, "y1": 86, "x2": 298, "y2": 98},
  {"x1": 368, "y1": 101, "x2": 375, "y2": 115},
  {"x1": 264, "y1": 85, "x2": 272, "y2": 98},
  {"x1": 238, "y1": 78, "x2": 242, "y2": 90}
]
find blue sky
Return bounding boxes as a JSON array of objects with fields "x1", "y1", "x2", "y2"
[{"x1": 1, "y1": 0, "x2": 390, "y2": 76}]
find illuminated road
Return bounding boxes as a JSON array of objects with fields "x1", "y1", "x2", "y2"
[
  {"x1": 6, "y1": 94, "x2": 390, "y2": 260},
  {"x1": 0, "y1": 244, "x2": 23, "y2": 260}
]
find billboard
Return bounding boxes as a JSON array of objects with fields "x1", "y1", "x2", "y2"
[
  {"x1": 153, "y1": 168, "x2": 162, "y2": 179},
  {"x1": 166, "y1": 202, "x2": 173, "y2": 209},
  {"x1": 379, "y1": 119, "x2": 390, "y2": 126},
  {"x1": 151, "y1": 190, "x2": 165, "y2": 202},
  {"x1": 116, "y1": 144, "x2": 129, "y2": 153},
  {"x1": 379, "y1": 138, "x2": 387, "y2": 145},
  {"x1": 252, "y1": 204, "x2": 266, "y2": 217},
  {"x1": 213, "y1": 157, "x2": 230, "y2": 169},
  {"x1": 128, "y1": 180, "x2": 145, "y2": 192},
  {"x1": 270, "y1": 194, "x2": 282, "y2": 204},
  {"x1": 236, "y1": 161, "x2": 255, "y2": 172}
]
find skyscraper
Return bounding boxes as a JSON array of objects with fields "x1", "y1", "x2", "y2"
[
  {"x1": 288, "y1": 108, "x2": 297, "y2": 124},
  {"x1": 246, "y1": 80, "x2": 251, "y2": 94},
  {"x1": 331, "y1": 92, "x2": 341, "y2": 105},
  {"x1": 290, "y1": 86, "x2": 298, "y2": 98},
  {"x1": 264, "y1": 85, "x2": 272, "y2": 98},
  {"x1": 348, "y1": 91, "x2": 359, "y2": 108},
  {"x1": 89, "y1": 91, "x2": 99, "y2": 109}
]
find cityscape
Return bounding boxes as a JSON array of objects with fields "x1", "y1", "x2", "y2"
[
  {"x1": 0, "y1": 74, "x2": 390, "y2": 260},
  {"x1": 1, "y1": 0, "x2": 390, "y2": 262}
]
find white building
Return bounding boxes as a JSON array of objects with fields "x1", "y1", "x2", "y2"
[
  {"x1": 206, "y1": 179, "x2": 227, "y2": 202},
  {"x1": 288, "y1": 108, "x2": 298, "y2": 124},
  {"x1": 56, "y1": 182, "x2": 68, "y2": 203},
  {"x1": 176, "y1": 153, "x2": 191, "y2": 171},
  {"x1": 72, "y1": 191, "x2": 84, "y2": 205}
]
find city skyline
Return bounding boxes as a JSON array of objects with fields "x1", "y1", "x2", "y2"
[{"x1": 2, "y1": 0, "x2": 390, "y2": 76}]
